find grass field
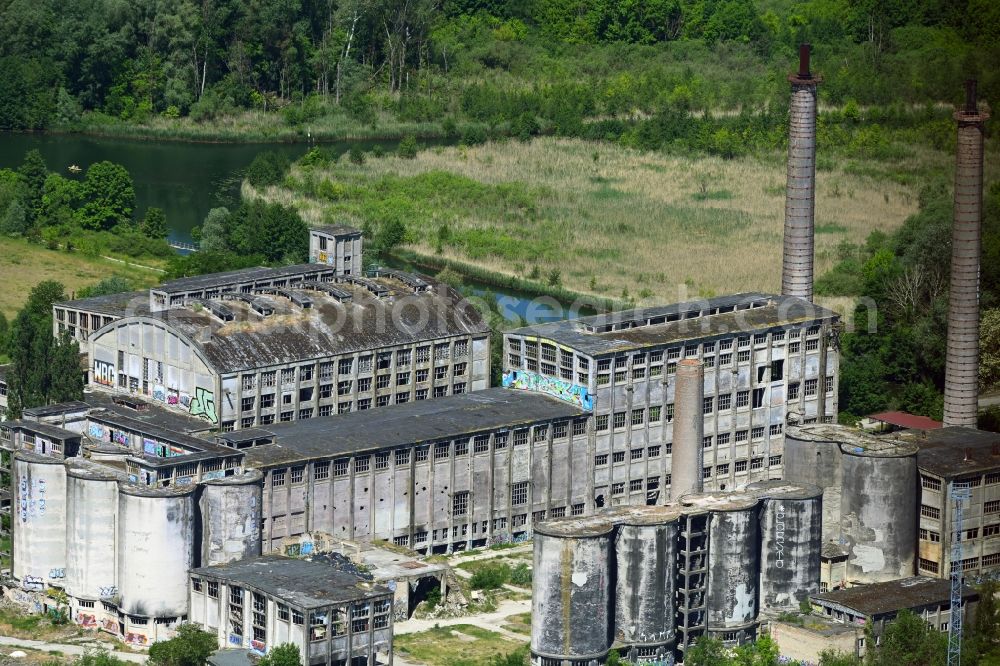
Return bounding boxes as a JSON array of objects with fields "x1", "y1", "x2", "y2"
[
  {"x1": 394, "y1": 624, "x2": 526, "y2": 665},
  {"x1": 259, "y1": 137, "x2": 924, "y2": 303},
  {"x1": 0, "y1": 238, "x2": 163, "y2": 318}
]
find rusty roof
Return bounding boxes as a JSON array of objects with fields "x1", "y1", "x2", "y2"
[{"x1": 868, "y1": 411, "x2": 943, "y2": 430}]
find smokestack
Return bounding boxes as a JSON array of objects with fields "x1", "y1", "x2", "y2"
[
  {"x1": 943, "y1": 80, "x2": 989, "y2": 428},
  {"x1": 781, "y1": 44, "x2": 821, "y2": 302},
  {"x1": 671, "y1": 359, "x2": 704, "y2": 499}
]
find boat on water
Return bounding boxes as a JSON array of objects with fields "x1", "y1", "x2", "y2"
[{"x1": 68, "y1": 164, "x2": 82, "y2": 173}]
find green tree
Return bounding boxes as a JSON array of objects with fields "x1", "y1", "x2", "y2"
[
  {"x1": 819, "y1": 649, "x2": 861, "y2": 666},
  {"x1": 982, "y1": 310, "x2": 1000, "y2": 393},
  {"x1": 198, "y1": 207, "x2": 231, "y2": 252},
  {"x1": 246, "y1": 151, "x2": 291, "y2": 188},
  {"x1": 865, "y1": 609, "x2": 946, "y2": 665},
  {"x1": 40, "y1": 174, "x2": 83, "y2": 227},
  {"x1": 228, "y1": 201, "x2": 308, "y2": 264},
  {"x1": 7, "y1": 281, "x2": 84, "y2": 419},
  {"x1": 78, "y1": 161, "x2": 135, "y2": 231},
  {"x1": 258, "y1": 644, "x2": 300, "y2": 666},
  {"x1": 398, "y1": 136, "x2": 419, "y2": 159},
  {"x1": 685, "y1": 635, "x2": 732, "y2": 665},
  {"x1": 77, "y1": 277, "x2": 134, "y2": 299},
  {"x1": 1, "y1": 200, "x2": 28, "y2": 236},
  {"x1": 147, "y1": 624, "x2": 217, "y2": 666},
  {"x1": 140, "y1": 207, "x2": 168, "y2": 239},
  {"x1": 18, "y1": 149, "x2": 48, "y2": 225}
]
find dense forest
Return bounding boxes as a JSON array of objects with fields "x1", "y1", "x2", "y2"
[{"x1": 0, "y1": 0, "x2": 997, "y2": 133}]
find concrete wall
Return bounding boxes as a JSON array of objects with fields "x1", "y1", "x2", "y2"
[
  {"x1": 89, "y1": 318, "x2": 220, "y2": 425},
  {"x1": 260, "y1": 416, "x2": 590, "y2": 553},
  {"x1": 200, "y1": 472, "x2": 263, "y2": 566},
  {"x1": 118, "y1": 485, "x2": 197, "y2": 620},
  {"x1": 504, "y1": 323, "x2": 838, "y2": 510},
  {"x1": 12, "y1": 453, "x2": 67, "y2": 591}
]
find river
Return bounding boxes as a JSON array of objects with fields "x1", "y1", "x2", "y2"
[{"x1": 0, "y1": 132, "x2": 587, "y2": 323}]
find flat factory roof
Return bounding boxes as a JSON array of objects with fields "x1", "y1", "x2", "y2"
[
  {"x1": 813, "y1": 576, "x2": 976, "y2": 617},
  {"x1": 312, "y1": 224, "x2": 362, "y2": 238},
  {"x1": 910, "y1": 426, "x2": 1000, "y2": 479},
  {"x1": 22, "y1": 401, "x2": 92, "y2": 419},
  {"x1": 154, "y1": 263, "x2": 333, "y2": 295},
  {"x1": 191, "y1": 556, "x2": 390, "y2": 609},
  {"x1": 54, "y1": 291, "x2": 150, "y2": 318},
  {"x1": 239, "y1": 388, "x2": 584, "y2": 467},
  {"x1": 506, "y1": 293, "x2": 838, "y2": 356},
  {"x1": 4, "y1": 420, "x2": 80, "y2": 441}
]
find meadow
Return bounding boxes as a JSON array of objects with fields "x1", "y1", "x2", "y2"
[
  {"x1": 256, "y1": 137, "x2": 925, "y2": 303},
  {"x1": 0, "y1": 238, "x2": 163, "y2": 318}
]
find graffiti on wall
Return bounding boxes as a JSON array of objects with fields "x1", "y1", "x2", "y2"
[
  {"x1": 502, "y1": 370, "x2": 593, "y2": 411},
  {"x1": 101, "y1": 618, "x2": 118, "y2": 633},
  {"x1": 22, "y1": 576, "x2": 44, "y2": 591},
  {"x1": 228, "y1": 634, "x2": 242, "y2": 647},
  {"x1": 189, "y1": 387, "x2": 218, "y2": 424},
  {"x1": 124, "y1": 633, "x2": 147, "y2": 646},
  {"x1": 94, "y1": 360, "x2": 115, "y2": 387},
  {"x1": 77, "y1": 613, "x2": 97, "y2": 628},
  {"x1": 19, "y1": 476, "x2": 47, "y2": 523},
  {"x1": 99, "y1": 586, "x2": 118, "y2": 599},
  {"x1": 112, "y1": 430, "x2": 129, "y2": 446},
  {"x1": 153, "y1": 385, "x2": 166, "y2": 402},
  {"x1": 49, "y1": 568, "x2": 65, "y2": 580},
  {"x1": 88, "y1": 423, "x2": 106, "y2": 440},
  {"x1": 250, "y1": 640, "x2": 266, "y2": 655}
]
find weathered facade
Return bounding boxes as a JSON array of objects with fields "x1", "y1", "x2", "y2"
[
  {"x1": 190, "y1": 557, "x2": 393, "y2": 666},
  {"x1": 237, "y1": 388, "x2": 586, "y2": 553},
  {"x1": 61, "y1": 264, "x2": 489, "y2": 430},
  {"x1": 504, "y1": 293, "x2": 840, "y2": 510}
]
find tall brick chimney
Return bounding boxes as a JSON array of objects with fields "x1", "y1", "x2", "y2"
[
  {"x1": 943, "y1": 80, "x2": 989, "y2": 428},
  {"x1": 670, "y1": 359, "x2": 704, "y2": 499},
  {"x1": 781, "y1": 44, "x2": 820, "y2": 302}
]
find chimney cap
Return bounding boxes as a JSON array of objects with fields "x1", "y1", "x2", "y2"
[{"x1": 799, "y1": 44, "x2": 811, "y2": 78}]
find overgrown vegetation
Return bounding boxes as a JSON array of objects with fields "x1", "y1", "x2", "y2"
[
  {"x1": 259, "y1": 135, "x2": 924, "y2": 302},
  {"x1": 147, "y1": 624, "x2": 217, "y2": 666},
  {"x1": 0, "y1": 1, "x2": 996, "y2": 143},
  {"x1": 0, "y1": 149, "x2": 173, "y2": 262},
  {"x1": 170, "y1": 200, "x2": 308, "y2": 278},
  {"x1": 467, "y1": 562, "x2": 532, "y2": 590},
  {"x1": 827, "y1": 180, "x2": 1000, "y2": 423},
  {"x1": 393, "y1": 623, "x2": 526, "y2": 665},
  {"x1": 4, "y1": 281, "x2": 84, "y2": 419}
]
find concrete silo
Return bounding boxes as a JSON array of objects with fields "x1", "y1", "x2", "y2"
[
  {"x1": 198, "y1": 470, "x2": 263, "y2": 566},
  {"x1": 531, "y1": 516, "x2": 615, "y2": 665},
  {"x1": 13, "y1": 452, "x2": 67, "y2": 591},
  {"x1": 746, "y1": 480, "x2": 823, "y2": 611}
]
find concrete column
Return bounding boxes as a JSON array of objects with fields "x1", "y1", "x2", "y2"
[
  {"x1": 944, "y1": 80, "x2": 989, "y2": 428},
  {"x1": 671, "y1": 359, "x2": 704, "y2": 499},
  {"x1": 781, "y1": 44, "x2": 820, "y2": 302}
]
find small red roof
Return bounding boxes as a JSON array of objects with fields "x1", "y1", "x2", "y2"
[{"x1": 868, "y1": 411, "x2": 943, "y2": 430}]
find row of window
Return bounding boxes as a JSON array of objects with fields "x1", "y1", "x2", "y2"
[
  {"x1": 921, "y1": 472, "x2": 1000, "y2": 492},
  {"x1": 268, "y1": 422, "x2": 588, "y2": 486},
  {"x1": 239, "y1": 342, "x2": 470, "y2": 391}
]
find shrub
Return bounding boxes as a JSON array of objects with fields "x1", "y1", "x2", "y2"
[
  {"x1": 349, "y1": 147, "x2": 366, "y2": 165},
  {"x1": 470, "y1": 563, "x2": 510, "y2": 590},
  {"x1": 398, "y1": 136, "x2": 419, "y2": 159},
  {"x1": 246, "y1": 151, "x2": 291, "y2": 188},
  {"x1": 509, "y1": 562, "x2": 532, "y2": 586}
]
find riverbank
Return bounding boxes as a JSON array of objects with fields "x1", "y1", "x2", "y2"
[
  {"x1": 59, "y1": 110, "x2": 464, "y2": 144},
  {"x1": 254, "y1": 136, "x2": 922, "y2": 302}
]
